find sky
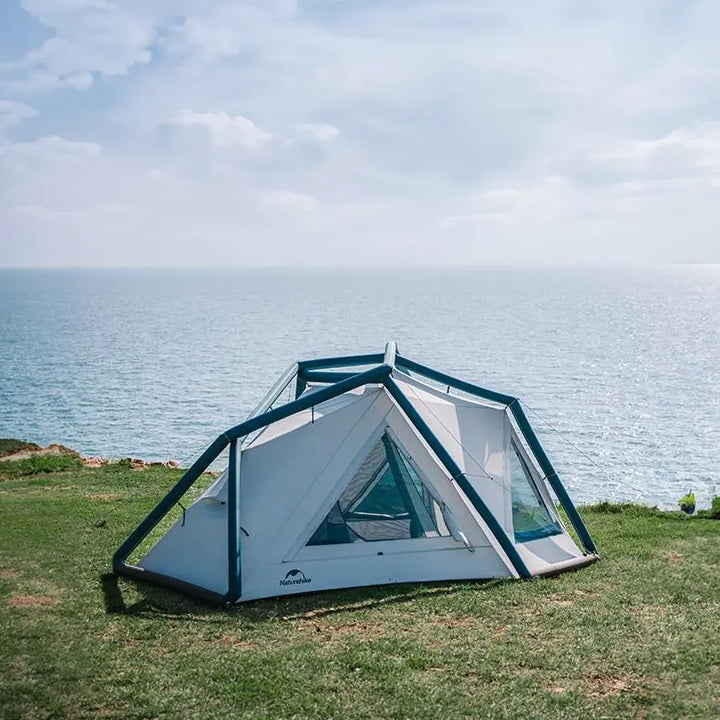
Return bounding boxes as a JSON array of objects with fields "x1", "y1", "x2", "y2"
[{"x1": 0, "y1": 0, "x2": 719, "y2": 267}]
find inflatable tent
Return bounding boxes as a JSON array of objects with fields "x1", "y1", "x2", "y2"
[{"x1": 114, "y1": 343, "x2": 598, "y2": 604}]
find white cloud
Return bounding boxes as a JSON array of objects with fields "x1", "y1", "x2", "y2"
[
  {"x1": 2, "y1": 133, "x2": 100, "y2": 156},
  {"x1": 2, "y1": 2, "x2": 720, "y2": 265},
  {"x1": 298, "y1": 123, "x2": 340, "y2": 141},
  {"x1": 440, "y1": 177, "x2": 577, "y2": 229},
  {"x1": 167, "y1": 1, "x2": 302, "y2": 62},
  {"x1": 259, "y1": 190, "x2": 317, "y2": 212},
  {"x1": 3, "y1": 0, "x2": 160, "y2": 91},
  {"x1": 166, "y1": 110, "x2": 272, "y2": 148},
  {"x1": 592, "y1": 124, "x2": 720, "y2": 179},
  {"x1": 0, "y1": 100, "x2": 38, "y2": 135}
]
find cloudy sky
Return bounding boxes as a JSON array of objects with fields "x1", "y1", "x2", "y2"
[{"x1": 1, "y1": 0, "x2": 719, "y2": 267}]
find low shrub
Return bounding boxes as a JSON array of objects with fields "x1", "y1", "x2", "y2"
[
  {"x1": 0, "y1": 453, "x2": 83, "y2": 479},
  {"x1": 678, "y1": 491, "x2": 696, "y2": 515},
  {"x1": 581, "y1": 502, "x2": 665, "y2": 517}
]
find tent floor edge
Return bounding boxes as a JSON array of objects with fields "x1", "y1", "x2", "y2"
[
  {"x1": 531, "y1": 552, "x2": 600, "y2": 578},
  {"x1": 115, "y1": 563, "x2": 227, "y2": 606}
]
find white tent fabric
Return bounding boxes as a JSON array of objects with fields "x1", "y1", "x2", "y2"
[{"x1": 135, "y1": 364, "x2": 596, "y2": 603}]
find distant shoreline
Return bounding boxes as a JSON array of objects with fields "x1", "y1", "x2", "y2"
[{"x1": 0, "y1": 438, "x2": 185, "y2": 471}]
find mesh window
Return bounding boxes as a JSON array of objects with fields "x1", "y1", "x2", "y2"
[
  {"x1": 307, "y1": 432, "x2": 449, "y2": 545},
  {"x1": 510, "y1": 442, "x2": 562, "y2": 542}
]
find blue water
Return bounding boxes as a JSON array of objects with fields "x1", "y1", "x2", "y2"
[{"x1": 1, "y1": 266, "x2": 719, "y2": 509}]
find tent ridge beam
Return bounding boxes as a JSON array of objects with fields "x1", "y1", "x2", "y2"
[
  {"x1": 297, "y1": 352, "x2": 385, "y2": 371},
  {"x1": 300, "y1": 370, "x2": 357, "y2": 384},
  {"x1": 296, "y1": 354, "x2": 385, "y2": 397},
  {"x1": 395, "y1": 356, "x2": 516, "y2": 406}
]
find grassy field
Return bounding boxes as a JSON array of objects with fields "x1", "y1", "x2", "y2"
[{"x1": 0, "y1": 454, "x2": 718, "y2": 720}]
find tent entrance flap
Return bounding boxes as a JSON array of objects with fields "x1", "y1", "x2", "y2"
[{"x1": 307, "y1": 430, "x2": 449, "y2": 545}]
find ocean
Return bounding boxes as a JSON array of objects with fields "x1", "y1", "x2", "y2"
[{"x1": 1, "y1": 266, "x2": 718, "y2": 509}]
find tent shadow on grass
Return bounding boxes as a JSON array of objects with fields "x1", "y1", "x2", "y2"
[{"x1": 100, "y1": 572, "x2": 505, "y2": 622}]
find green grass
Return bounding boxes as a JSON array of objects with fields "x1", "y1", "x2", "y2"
[
  {"x1": 0, "y1": 452, "x2": 83, "y2": 479},
  {"x1": 0, "y1": 456, "x2": 719, "y2": 720}
]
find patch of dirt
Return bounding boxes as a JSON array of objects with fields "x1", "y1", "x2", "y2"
[
  {"x1": 666, "y1": 552, "x2": 683, "y2": 565},
  {"x1": 582, "y1": 673, "x2": 634, "y2": 699},
  {"x1": 312, "y1": 619, "x2": 387, "y2": 643},
  {"x1": 545, "y1": 673, "x2": 641, "y2": 699},
  {"x1": 83, "y1": 457, "x2": 105, "y2": 468},
  {"x1": 48, "y1": 443, "x2": 78, "y2": 455},
  {"x1": 219, "y1": 634, "x2": 256, "y2": 650},
  {"x1": 492, "y1": 624, "x2": 511, "y2": 639},
  {"x1": 547, "y1": 683, "x2": 567, "y2": 694},
  {"x1": 0, "y1": 569, "x2": 19, "y2": 579},
  {"x1": 548, "y1": 596, "x2": 575, "y2": 607},
  {"x1": 0, "y1": 439, "x2": 41, "y2": 458},
  {"x1": 8, "y1": 594, "x2": 59, "y2": 608},
  {"x1": 85, "y1": 493, "x2": 118, "y2": 501},
  {"x1": 428, "y1": 614, "x2": 474, "y2": 629}
]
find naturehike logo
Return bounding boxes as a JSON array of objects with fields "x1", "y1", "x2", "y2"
[{"x1": 280, "y1": 569, "x2": 312, "y2": 587}]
